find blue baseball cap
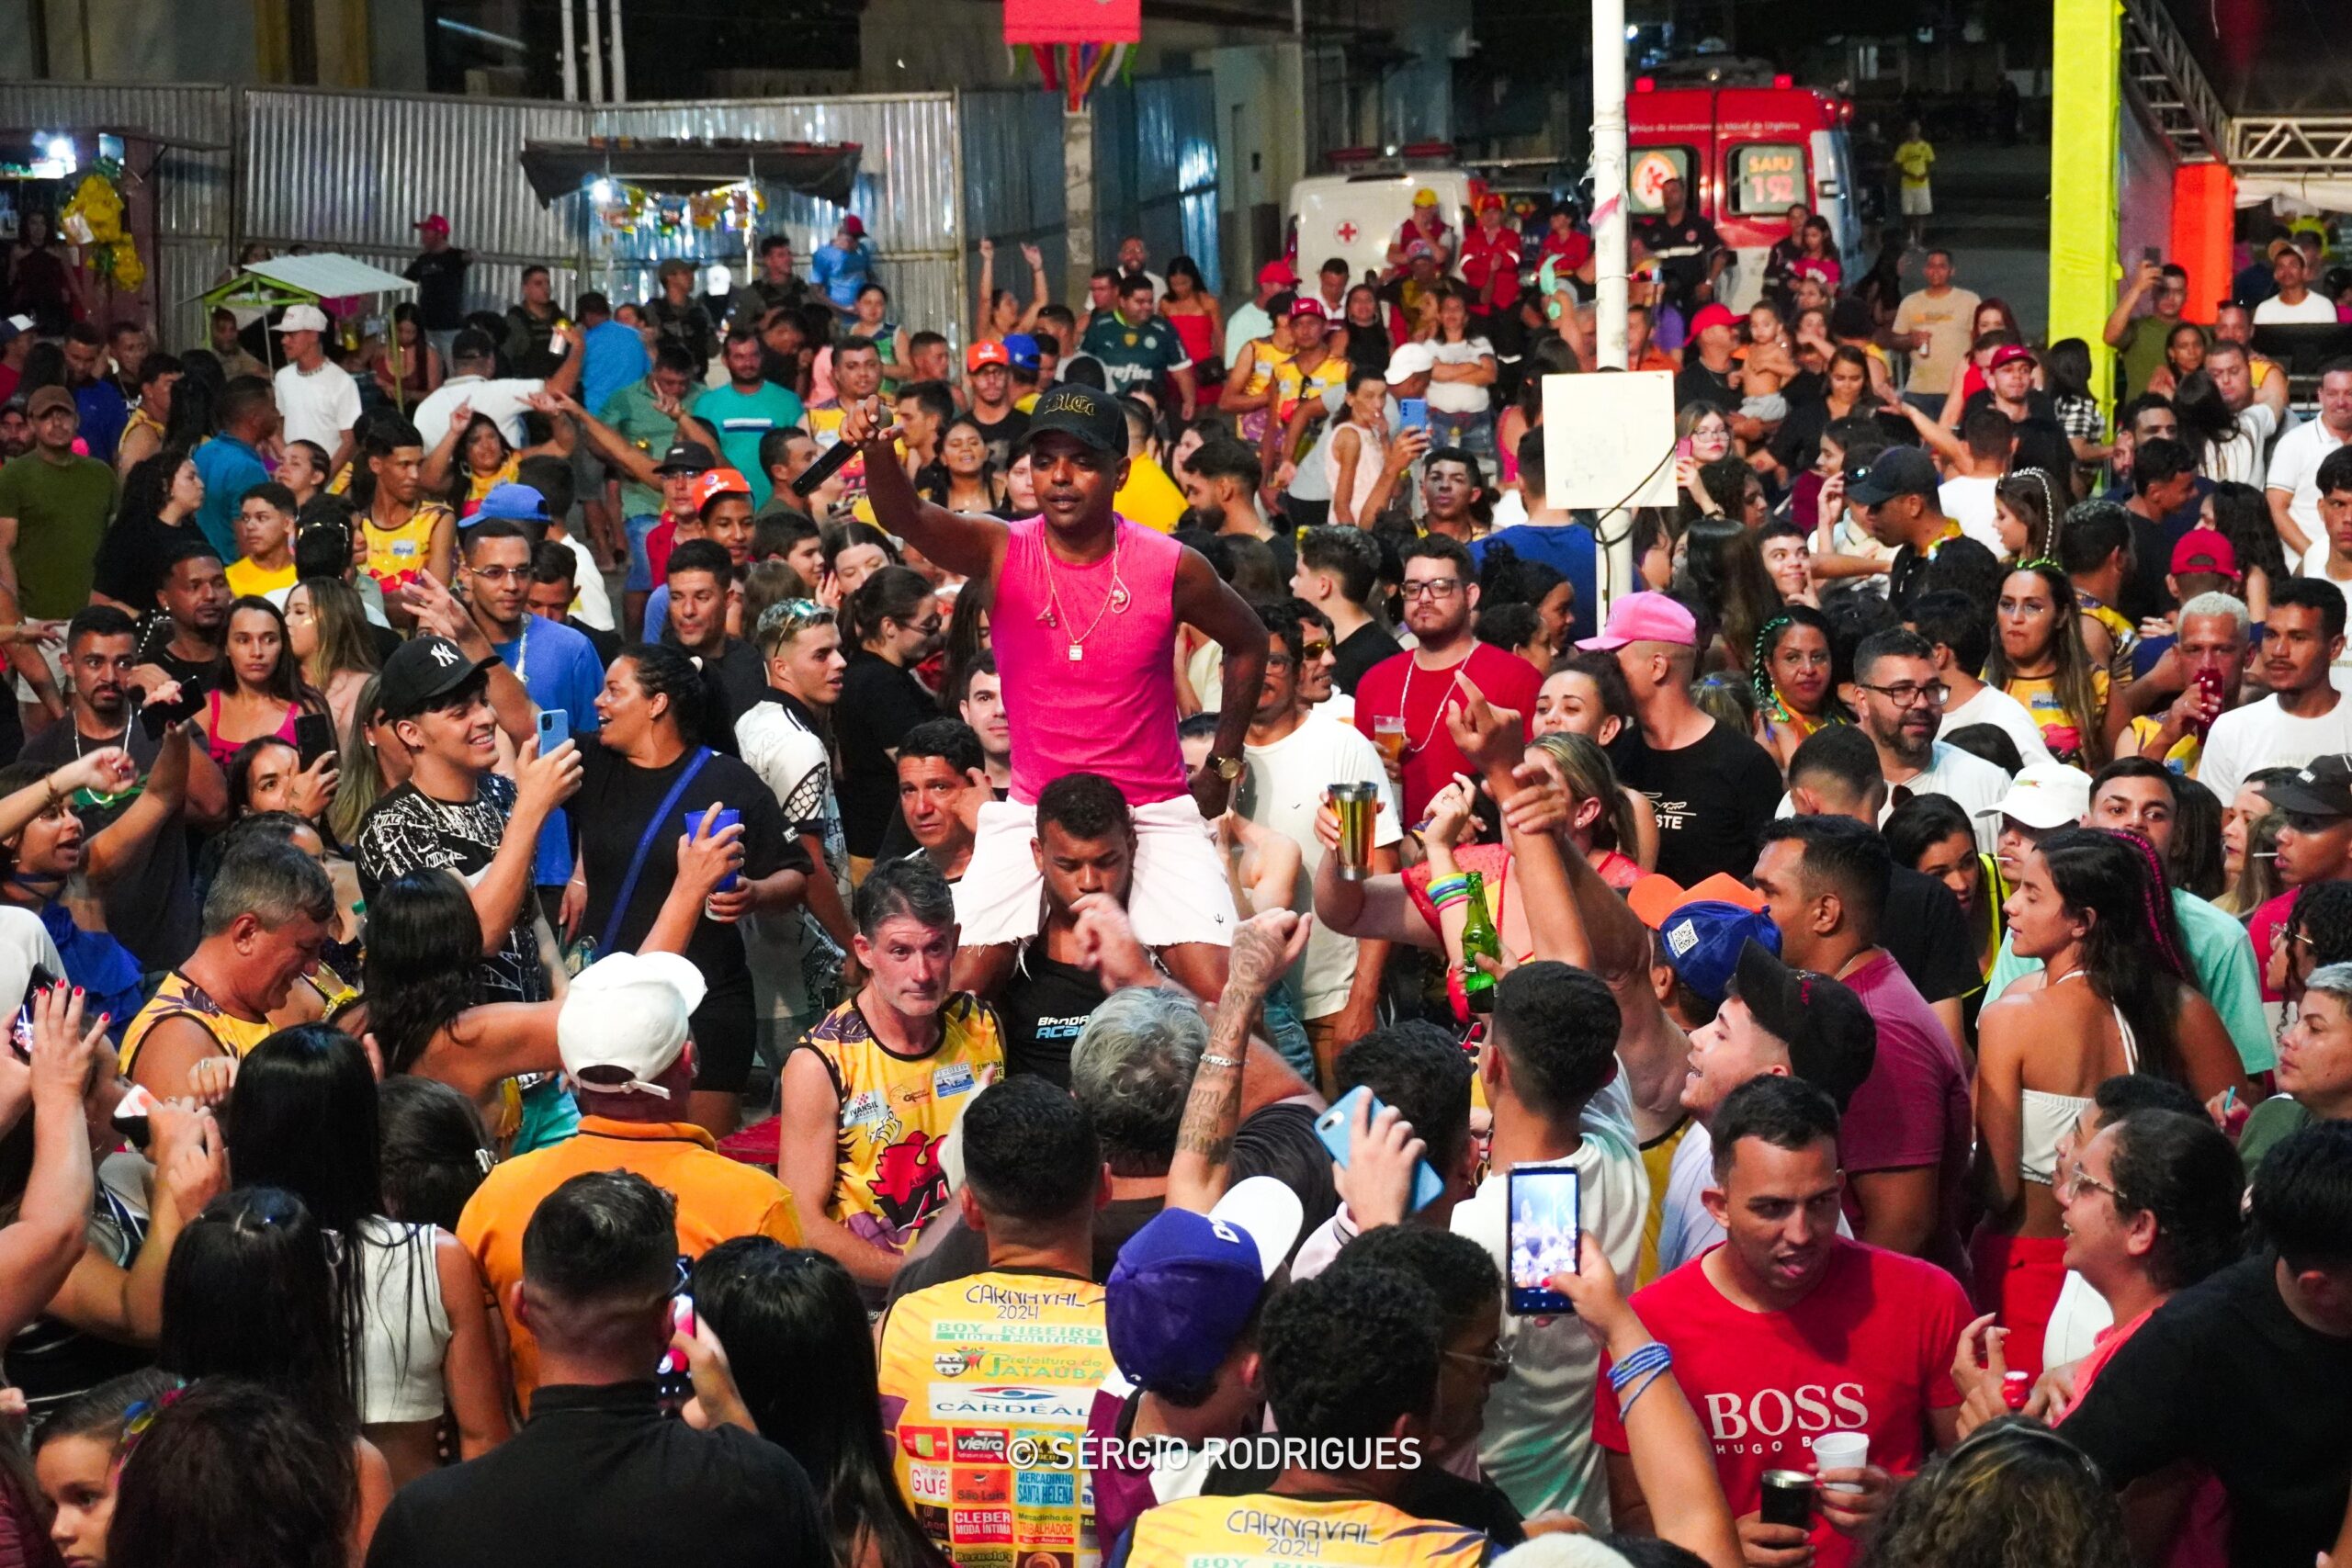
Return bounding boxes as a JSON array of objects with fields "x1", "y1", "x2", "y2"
[
  {"x1": 1656, "y1": 899, "x2": 1781, "y2": 1008},
  {"x1": 1107, "y1": 1177, "x2": 1303, "y2": 1393},
  {"x1": 1001, "y1": 332, "x2": 1043, "y2": 373},
  {"x1": 472, "y1": 481, "x2": 549, "y2": 524}
]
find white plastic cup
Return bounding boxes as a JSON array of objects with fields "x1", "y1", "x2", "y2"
[{"x1": 1811, "y1": 1431, "x2": 1868, "y2": 1493}]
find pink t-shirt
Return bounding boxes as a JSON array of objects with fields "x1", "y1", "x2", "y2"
[
  {"x1": 995, "y1": 513, "x2": 1186, "y2": 807},
  {"x1": 1594, "y1": 1240, "x2": 1972, "y2": 1568},
  {"x1": 1840, "y1": 951, "x2": 1974, "y2": 1285}
]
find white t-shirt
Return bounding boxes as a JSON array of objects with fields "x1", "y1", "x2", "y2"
[
  {"x1": 2202, "y1": 403, "x2": 2279, "y2": 488},
  {"x1": 411, "y1": 374, "x2": 547, "y2": 452},
  {"x1": 1936, "y1": 475, "x2": 2005, "y2": 557},
  {"x1": 2199, "y1": 690, "x2": 2352, "y2": 807},
  {"x1": 1901, "y1": 739, "x2": 2013, "y2": 852},
  {"x1": 2255, "y1": 291, "x2": 2340, "y2": 326},
  {"x1": 736, "y1": 696, "x2": 848, "y2": 1024},
  {"x1": 273, "y1": 360, "x2": 362, "y2": 455},
  {"x1": 1939, "y1": 682, "x2": 2056, "y2": 767},
  {"x1": 2269, "y1": 417, "x2": 2352, "y2": 543},
  {"x1": 556, "y1": 534, "x2": 615, "y2": 631},
  {"x1": 1449, "y1": 1077, "x2": 1646, "y2": 1527},
  {"x1": 1241, "y1": 713, "x2": 1401, "y2": 1019},
  {"x1": 2042, "y1": 1269, "x2": 2114, "y2": 1371},
  {"x1": 1425, "y1": 336, "x2": 1497, "y2": 415}
]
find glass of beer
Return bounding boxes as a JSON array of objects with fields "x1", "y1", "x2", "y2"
[
  {"x1": 1372, "y1": 716, "x2": 1408, "y2": 769},
  {"x1": 1330, "y1": 784, "x2": 1379, "y2": 881}
]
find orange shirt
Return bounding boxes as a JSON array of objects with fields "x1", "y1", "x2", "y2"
[{"x1": 457, "y1": 1115, "x2": 801, "y2": 1410}]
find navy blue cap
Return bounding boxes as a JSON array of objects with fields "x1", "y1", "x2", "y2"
[
  {"x1": 1106, "y1": 1178, "x2": 1301, "y2": 1392},
  {"x1": 1657, "y1": 899, "x2": 1781, "y2": 1007}
]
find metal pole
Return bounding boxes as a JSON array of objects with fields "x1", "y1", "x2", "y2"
[
  {"x1": 1589, "y1": 0, "x2": 1634, "y2": 616},
  {"x1": 559, "y1": 0, "x2": 578, "y2": 101},
  {"x1": 583, "y1": 0, "x2": 605, "y2": 103},
  {"x1": 606, "y1": 0, "x2": 628, "y2": 102},
  {"x1": 1064, "y1": 99, "x2": 1096, "y2": 310}
]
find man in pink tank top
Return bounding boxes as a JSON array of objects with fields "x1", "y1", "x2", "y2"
[{"x1": 842, "y1": 385, "x2": 1268, "y2": 999}]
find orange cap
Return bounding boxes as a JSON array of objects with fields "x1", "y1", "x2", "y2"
[
  {"x1": 1625, "y1": 872, "x2": 1766, "y2": 930},
  {"x1": 692, "y1": 468, "x2": 753, "y2": 510}
]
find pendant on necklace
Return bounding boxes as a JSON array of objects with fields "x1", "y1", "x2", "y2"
[
  {"x1": 1038, "y1": 607, "x2": 1057, "y2": 628},
  {"x1": 1067, "y1": 643, "x2": 1084, "y2": 661},
  {"x1": 1106, "y1": 584, "x2": 1130, "y2": 613}
]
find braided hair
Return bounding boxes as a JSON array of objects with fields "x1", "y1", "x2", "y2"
[
  {"x1": 1996, "y1": 468, "x2": 2062, "y2": 563},
  {"x1": 1748, "y1": 604, "x2": 1846, "y2": 728}
]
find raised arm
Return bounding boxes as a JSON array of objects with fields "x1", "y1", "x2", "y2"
[
  {"x1": 420, "y1": 400, "x2": 473, "y2": 494},
  {"x1": 843, "y1": 398, "x2": 1006, "y2": 581},
  {"x1": 547, "y1": 392, "x2": 665, "y2": 491},
  {"x1": 0, "y1": 986, "x2": 101, "y2": 1343},
  {"x1": 2105, "y1": 263, "x2": 2155, "y2": 349},
  {"x1": 83, "y1": 722, "x2": 191, "y2": 888},
  {"x1": 1164, "y1": 910, "x2": 1311, "y2": 1213},
  {"x1": 1170, "y1": 545, "x2": 1269, "y2": 819}
]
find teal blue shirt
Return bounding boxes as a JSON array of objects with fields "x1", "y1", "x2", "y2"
[
  {"x1": 1985, "y1": 886, "x2": 2275, "y2": 1072},
  {"x1": 689, "y1": 381, "x2": 806, "y2": 508}
]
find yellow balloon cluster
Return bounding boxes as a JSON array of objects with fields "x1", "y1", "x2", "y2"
[{"x1": 62, "y1": 170, "x2": 143, "y2": 293}]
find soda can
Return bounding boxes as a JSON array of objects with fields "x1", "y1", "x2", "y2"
[
  {"x1": 1758, "y1": 1470, "x2": 1815, "y2": 1529},
  {"x1": 1330, "y1": 783, "x2": 1379, "y2": 881}
]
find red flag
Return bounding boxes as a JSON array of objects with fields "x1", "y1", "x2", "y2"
[{"x1": 1003, "y1": 0, "x2": 1138, "y2": 46}]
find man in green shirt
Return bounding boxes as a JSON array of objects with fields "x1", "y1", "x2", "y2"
[
  {"x1": 2103, "y1": 259, "x2": 2193, "y2": 403},
  {"x1": 1985, "y1": 757, "x2": 2275, "y2": 1072},
  {"x1": 595, "y1": 343, "x2": 703, "y2": 535},
  {"x1": 1078, "y1": 272, "x2": 1197, "y2": 419},
  {"x1": 2242, "y1": 958, "x2": 2352, "y2": 1173},
  {"x1": 691, "y1": 328, "x2": 806, "y2": 510},
  {"x1": 0, "y1": 386, "x2": 118, "y2": 618}
]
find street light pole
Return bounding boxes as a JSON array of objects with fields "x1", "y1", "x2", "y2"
[{"x1": 1590, "y1": 0, "x2": 1634, "y2": 616}]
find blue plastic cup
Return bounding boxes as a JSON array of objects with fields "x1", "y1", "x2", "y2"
[{"x1": 684, "y1": 807, "x2": 742, "y2": 891}]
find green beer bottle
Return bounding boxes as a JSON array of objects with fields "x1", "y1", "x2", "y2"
[{"x1": 1460, "y1": 871, "x2": 1501, "y2": 1013}]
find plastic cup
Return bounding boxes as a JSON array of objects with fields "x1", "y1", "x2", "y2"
[
  {"x1": 684, "y1": 807, "x2": 743, "y2": 893},
  {"x1": 1811, "y1": 1431, "x2": 1868, "y2": 1493},
  {"x1": 1372, "y1": 716, "x2": 1408, "y2": 769}
]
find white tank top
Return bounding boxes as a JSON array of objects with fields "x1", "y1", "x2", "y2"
[
  {"x1": 2018, "y1": 971, "x2": 2140, "y2": 1185},
  {"x1": 351, "y1": 1218, "x2": 455, "y2": 1425}
]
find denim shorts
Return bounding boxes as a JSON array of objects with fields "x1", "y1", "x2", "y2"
[{"x1": 625, "y1": 513, "x2": 661, "y2": 593}]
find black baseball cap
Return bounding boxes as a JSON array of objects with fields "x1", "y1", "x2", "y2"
[
  {"x1": 1728, "y1": 940, "x2": 1879, "y2": 1114},
  {"x1": 379, "y1": 636, "x2": 497, "y2": 721},
  {"x1": 1024, "y1": 385, "x2": 1126, "y2": 456},
  {"x1": 1844, "y1": 445, "x2": 1938, "y2": 506},
  {"x1": 2261, "y1": 754, "x2": 2352, "y2": 819},
  {"x1": 653, "y1": 439, "x2": 718, "y2": 475}
]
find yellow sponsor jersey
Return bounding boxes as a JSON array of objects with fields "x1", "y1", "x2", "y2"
[
  {"x1": 1116, "y1": 1493, "x2": 1491, "y2": 1568},
  {"x1": 878, "y1": 1269, "x2": 1113, "y2": 1568}
]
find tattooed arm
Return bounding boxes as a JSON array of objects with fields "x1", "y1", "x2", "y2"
[{"x1": 1164, "y1": 909, "x2": 1312, "y2": 1215}]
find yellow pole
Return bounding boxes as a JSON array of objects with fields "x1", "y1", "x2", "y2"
[{"x1": 2049, "y1": 0, "x2": 2123, "y2": 413}]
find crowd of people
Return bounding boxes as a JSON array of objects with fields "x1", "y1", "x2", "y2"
[{"x1": 0, "y1": 186, "x2": 2344, "y2": 1568}]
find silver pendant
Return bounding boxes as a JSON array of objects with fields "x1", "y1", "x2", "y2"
[
  {"x1": 1107, "y1": 583, "x2": 1130, "y2": 613},
  {"x1": 1068, "y1": 643, "x2": 1084, "y2": 661},
  {"x1": 1038, "y1": 606, "x2": 1057, "y2": 628}
]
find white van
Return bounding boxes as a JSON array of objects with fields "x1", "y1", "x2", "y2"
[{"x1": 1287, "y1": 169, "x2": 1480, "y2": 286}]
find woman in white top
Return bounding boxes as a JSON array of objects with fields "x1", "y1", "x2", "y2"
[
  {"x1": 1421, "y1": 291, "x2": 1498, "y2": 459},
  {"x1": 225, "y1": 1023, "x2": 511, "y2": 1485},
  {"x1": 1973, "y1": 828, "x2": 2249, "y2": 1374},
  {"x1": 1326, "y1": 367, "x2": 1421, "y2": 529}
]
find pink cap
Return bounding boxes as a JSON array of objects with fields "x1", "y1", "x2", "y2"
[
  {"x1": 840, "y1": 214, "x2": 866, "y2": 237},
  {"x1": 413, "y1": 214, "x2": 449, "y2": 237},
  {"x1": 1258, "y1": 258, "x2": 1300, "y2": 288},
  {"x1": 1577, "y1": 591, "x2": 1698, "y2": 651}
]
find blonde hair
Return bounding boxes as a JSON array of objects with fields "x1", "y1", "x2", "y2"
[{"x1": 1529, "y1": 731, "x2": 1638, "y2": 856}]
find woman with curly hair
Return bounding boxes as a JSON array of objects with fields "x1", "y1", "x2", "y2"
[
  {"x1": 1986, "y1": 561, "x2": 2110, "y2": 768},
  {"x1": 1860, "y1": 1419, "x2": 2130, "y2": 1568},
  {"x1": 1749, "y1": 604, "x2": 1846, "y2": 771}
]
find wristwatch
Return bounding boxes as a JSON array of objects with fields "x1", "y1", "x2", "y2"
[{"x1": 1212, "y1": 754, "x2": 1244, "y2": 782}]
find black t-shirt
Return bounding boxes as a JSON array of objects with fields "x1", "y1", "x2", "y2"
[
  {"x1": 92, "y1": 513, "x2": 205, "y2": 610},
  {"x1": 700, "y1": 638, "x2": 768, "y2": 738},
  {"x1": 355, "y1": 773, "x2": 548, "y2": 1005},
  {"x1": 836, "y1": 651, "x2": 938, "y2": 857},
  {"x1": 1615, "y1": 718, "x2": 1785, "y2": 886},
  {"x1": 2061, "y1": 1253, "x2": 2352, "y2": 1568},
  {"x1": 1881, "y1": 865, "x2": 1977, "y2": 1005},
  {"x1": 1634, "y1": 213, "x2": 1724, "y2": 306},
  {"x1": 1331, "y1": 622, "x2": 1396, "y2": 697},
  {"x1": 404, "y1": 249, "x2": 471, "y2": 332},
  {"x1": 969, "y1": 406, "x2": 1032, "y2": 473},
  {"x1": 570, "y1": 615, "x2": 622, "y2": 668},
  {"x1": 19, "y1": 718, "x2": 199, "y2": 971},
  {"x1": 885, "y1": 1100, "x2": 1340, "y2": 1304},
  {"x1": 503, "y1": 303, "x2": 565, "y2": 380},
  {"x1": 572, "y1": 743, "x2": 805, "y2": 999},
  {"x1": 998, "y1": 951, "x2": 1105, "y2": 1088},
  {"x1": 1675, "y1": 358, "x2": 1739, "y2": 412},
  {"x1": 1961, "y1": 387, "x2": 2061, "y2": 431}
]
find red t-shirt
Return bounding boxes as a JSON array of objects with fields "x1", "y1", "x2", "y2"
[
  {"x1": 1351, "y1": 643, "x2": 1541, "y2": 823},
  {"x1": 644, "y1": 510, "x2": 692, "y2": 587},
  {"x1": 1459, "y1": 225, "x2": 1523, "y2": 309},
  {"x1": 1541, "y1": 230, "x2": 1594, "y2": 275},
  {"x1": 1838, "y1": 952, "x2": 1975, "y2": 1284},
  {"x1": 1594, "y1": 1240, "x2": 1970, "y2": 1568}
]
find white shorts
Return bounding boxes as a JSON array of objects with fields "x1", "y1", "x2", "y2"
[
  {"x1": 1900, "y1": 185, "x2": 1933, "y2": 218},
  {"x1": 953, "y1": 795, "x2": 1238, "y2": 949}
]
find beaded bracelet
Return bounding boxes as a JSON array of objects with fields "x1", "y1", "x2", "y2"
[
  {"x1": 1619, "y1": 1366, "x2": 1669, "y2": 1419},
  {"x1": 1607, "y1": 1341, "x2": 1672, "y2": 1393}
]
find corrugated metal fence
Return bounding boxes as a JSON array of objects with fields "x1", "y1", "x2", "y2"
[{"x1": 1, "y1": 78, "x2": 1219, "y2": 355}]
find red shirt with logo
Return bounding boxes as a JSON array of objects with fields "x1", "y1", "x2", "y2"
[
  {"x1": 1593, "y1": 1240, "x2": 1970, "y2": 1568},
  {"x1": 1458, "y1": 224, "x2": 1523, "y2": 310}
]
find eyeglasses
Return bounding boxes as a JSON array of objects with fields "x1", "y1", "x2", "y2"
[
  {"x1": 1442, "y1": 1341, "x2": 1513, "y2": 1377},
  {"x1": 2061, "y1": 1167, "x2": 2124, "y2": 1205},
  {"x1": 906, "y1": 615, "x2": 944, "y2": 636},
  {"x1": 466, "y1": 565, "x2": 528, "y2": 584},
  {"x1": 1401, "y1": 580, "x2": 1464, "y2": 600},
  {"x1": 1856, "y1": 680, "x2": 1951, "y2": 708}
]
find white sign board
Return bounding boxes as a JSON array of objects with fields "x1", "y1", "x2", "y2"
[{"x1": 1540, "y1": 370, "x2": 1679, "y2": 513}]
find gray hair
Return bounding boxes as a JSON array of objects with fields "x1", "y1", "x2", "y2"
[
  {"x1": 1069, "y1": 986, "x2": 1204, "y2": 1175},
  {"x1": 2304, "y1": 963, "x2": 2352, "y2": 1011},
  {"x1": 2177, "y1": 591, "x2": 2251, "y2": 638},
  {"x1": 201, "y1": 836, "x2": 334, "y2": 938}
]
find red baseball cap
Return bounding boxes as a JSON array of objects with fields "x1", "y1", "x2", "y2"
[
  {"x1": 414, "y1": 214, "x2": 449, "y2": 237},
  {"x1": 1287, "y1": 296, "x2": 1328, "y2": 323},
  {"x1": 2170, "y1": 528, "x2": 2240, "y2": 578},
  {"x1": 840, "y1": 215, "x2": 866, "y2": 237},
  {"x1": 1988, "y1": 343, "x2": 2036, "y2": 370},
  {"x1": 1257, "y1": 258, "x2": 1299, "y2": 288},
  {"x1": 1689, "y1": 302, "x2": 1739, "y2": 337},
  {"x1": 966, "y1": 338, "x2": 1011, "y2": 372}
]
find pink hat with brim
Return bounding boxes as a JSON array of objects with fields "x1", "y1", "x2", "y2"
[{"x1": 1577, "y1": 591, "x2": 1698, "y2": 650}]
